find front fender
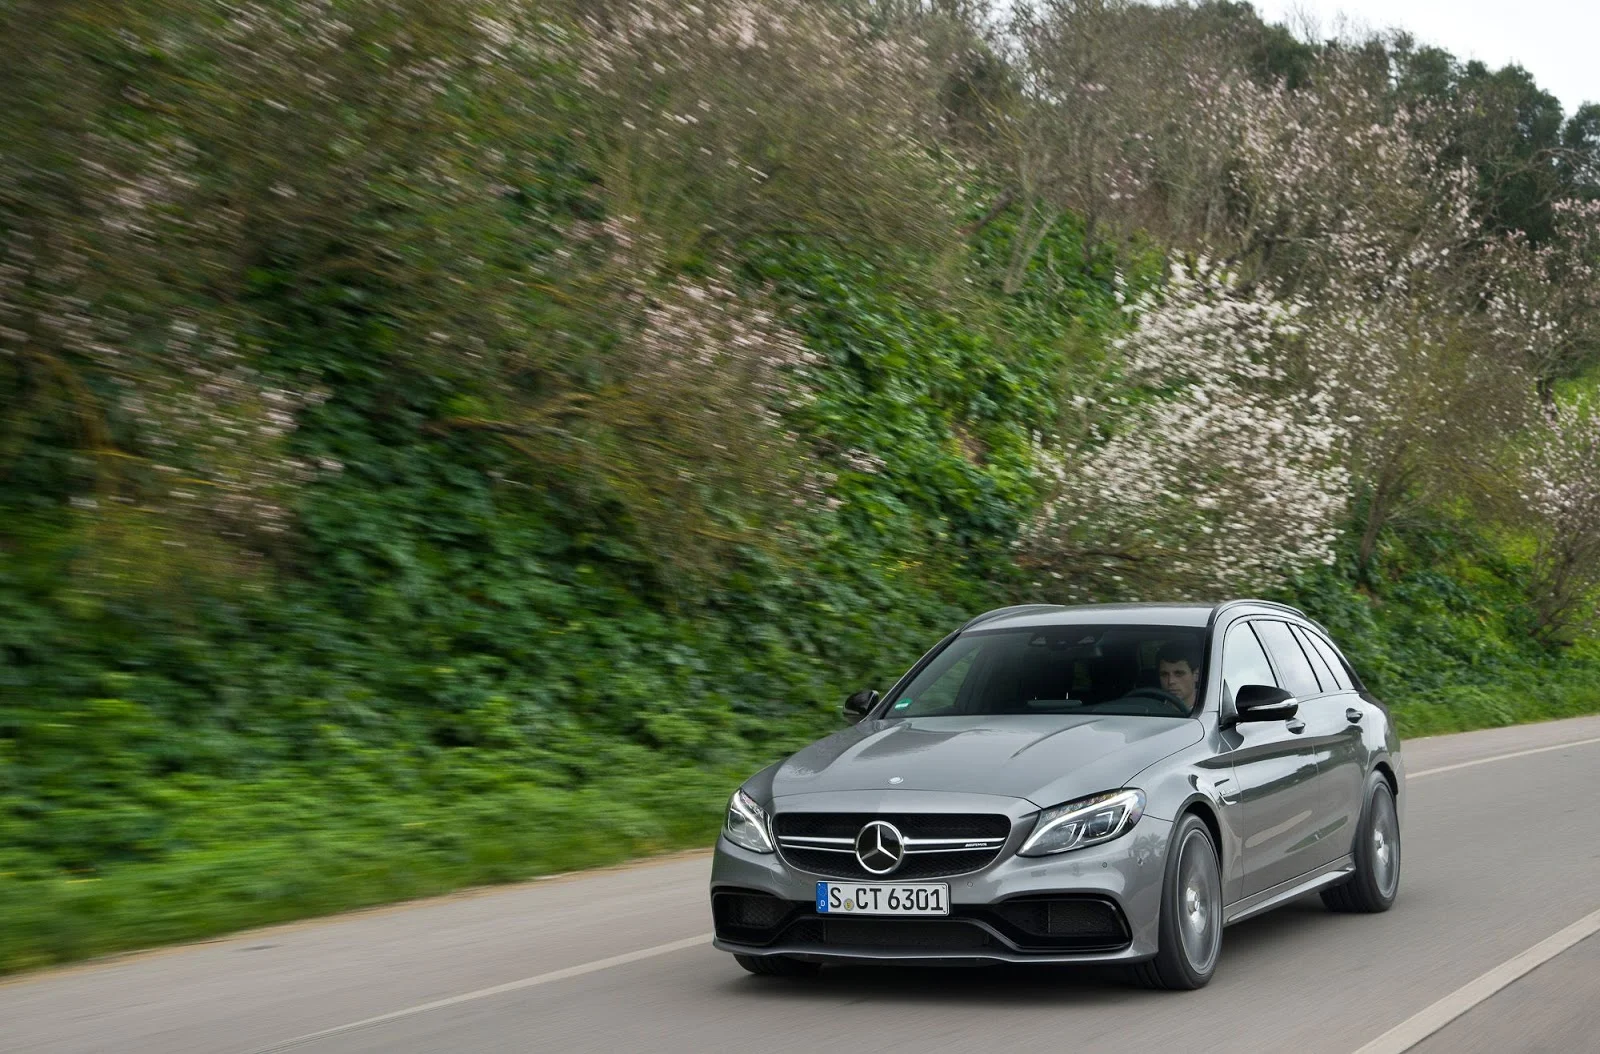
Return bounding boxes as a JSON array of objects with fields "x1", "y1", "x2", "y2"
[{"x1": 1126, "y1": 732, "x2": 1245, "y2": 905}]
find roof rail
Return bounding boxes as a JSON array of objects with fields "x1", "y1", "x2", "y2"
[
  {"x1": 960, "y1": 604, "x2": 1069, "y2": 630},
  {"x1": 1214, "y1": 598, "x2": 1329, "y2": 632},
  {"x1": 1218, "y1": 598, "x2": 1306, "y2": 616}
]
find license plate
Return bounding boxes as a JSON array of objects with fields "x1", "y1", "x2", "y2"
[{"x1": 815, "y1": 881, "x2": 949, "y2": 915}]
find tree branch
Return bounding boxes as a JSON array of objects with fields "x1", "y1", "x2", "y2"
[{"x1": 960, "y1": 188, "x2": 1017, "y2": 237}]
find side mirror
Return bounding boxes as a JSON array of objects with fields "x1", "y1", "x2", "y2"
[
  {"x1": 844, "y1": 689, "x2": 879, "y2": 720},
  {"x1": 1232, "y1": 683, "x2": 1299, "y2": 723}
]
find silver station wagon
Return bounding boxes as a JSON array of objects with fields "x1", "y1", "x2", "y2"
[{"x1": 710, "y1": 600, "x2": 1403, "y2": 989}]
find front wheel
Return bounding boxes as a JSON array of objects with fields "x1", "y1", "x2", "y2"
[
  {"x1": 734, "y1": 954, "x2": 821, "y2": 977},
  {"x1": 1130, "y1": 813, "x2": 1223, "y2": 990},
  {"x1": 1322, "y1": 771, "x2": 1400, "y2": 913}
]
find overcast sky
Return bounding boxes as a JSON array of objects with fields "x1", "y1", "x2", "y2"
[{"x1": 1251, "y1": 0, "x2": 1599, "y2": 115}]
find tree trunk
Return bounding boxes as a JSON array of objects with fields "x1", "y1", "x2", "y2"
[{"x1": 1356, "y1": 461, "x2": 1409, "y2": 579}]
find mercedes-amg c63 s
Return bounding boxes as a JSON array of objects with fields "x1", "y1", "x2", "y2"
[{"x1": 710, "y1": 601, "x2": 1403, "y2": 989}]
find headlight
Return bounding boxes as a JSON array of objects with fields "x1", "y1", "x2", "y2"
[
  {"x1": 723, "y1": 788, "x2": 775, "y2": 854},
  {"x1": 1019, "y1": 789, "x2": 1146, "y2": 856}
]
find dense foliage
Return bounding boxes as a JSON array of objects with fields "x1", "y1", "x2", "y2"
[{"x1": 2, "y1": 0, "x2": 1598, "y2": 973}]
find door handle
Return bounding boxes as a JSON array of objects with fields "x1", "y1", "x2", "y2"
[
  {"x1": 1346, "y1": 707, "x2": 1363, "y2": 724},
  {"x1": 1286, "y1": 719, "x2": 1306, "y2": 735}
]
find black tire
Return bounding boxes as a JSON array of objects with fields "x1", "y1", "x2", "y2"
[
  {"x1": 1322, "y1": 771, "x2": 1401, "y2": 914},
  {"x1": 734, "y1": 954, "x2": 822, "y2": 977},
  {"x1": 1130, "y1": 813, "x2": 1223, "y2": 990}
]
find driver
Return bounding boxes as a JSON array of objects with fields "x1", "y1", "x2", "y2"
[{"x1": 1156, "y1": 643, "x2": 1202, "y2": 710}]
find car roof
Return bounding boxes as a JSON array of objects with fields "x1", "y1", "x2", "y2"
[{"x1": 961, "y1": 600, "x2": 1311, "y2": 633}]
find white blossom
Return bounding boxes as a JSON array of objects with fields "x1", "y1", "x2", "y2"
[{"x1": 1021, "y1": 262, "x2": 1350, "y2": 599}]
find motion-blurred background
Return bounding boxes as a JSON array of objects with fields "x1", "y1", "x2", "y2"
[{"x1": 2, "y1": 0, "x2": 1598, "y2": 976}]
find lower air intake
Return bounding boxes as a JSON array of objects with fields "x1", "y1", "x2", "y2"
[
  {"x1": 988, "y1": 896, "x2": 1130, "y2": 950},
  {"x1": 819, "y1": 918, "x2": 996, "y2": 950},
  {"x1": 712, "y1": 890, "x2": 793, "y2": 943}
]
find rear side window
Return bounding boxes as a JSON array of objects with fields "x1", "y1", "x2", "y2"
[
  {"x1": 1221, "y1": 621, "x2": 1276, "y2": 699},
  {"x1": 1302, "y1": 630, "x2": 1355, "y2": 691},
  {"x1": 1253, "y1": 620, "x2": 1323, "y2": 697}
]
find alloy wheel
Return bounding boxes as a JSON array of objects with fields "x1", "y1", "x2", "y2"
[
  {"x1": 1371, "y1": 786, "x2": 1400, "y2": 899},
  {"x1": 1176, "y1": 827, "x2": 1222, "y2": 974}
]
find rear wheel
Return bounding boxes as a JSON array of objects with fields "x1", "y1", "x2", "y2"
[
  {"x1": 734, "y1": 954, "x2": 821, "y2": 977},
  {"x1": 1131, "y1": 813, "x2": 1222, "y2": 990},
  {"x1": 1323, "y1": 771, "x2": 1400, "y2": 913}
]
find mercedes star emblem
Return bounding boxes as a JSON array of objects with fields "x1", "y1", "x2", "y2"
[{"x1": 854, "y1": 820, "x2": 906, "y2": 875}]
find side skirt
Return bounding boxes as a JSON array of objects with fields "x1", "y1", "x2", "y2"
[{"x1": 1223, "y1": 855, "x2": 1355, "y2": 926}]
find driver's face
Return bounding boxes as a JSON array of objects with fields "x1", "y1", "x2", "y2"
[{"x1": 1159, "y1": 660, "x2": 1198, "y2": 706}]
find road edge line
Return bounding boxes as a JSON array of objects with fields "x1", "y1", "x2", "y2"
[
  {"x1": 248, "y1": 933, "x2": 712, "y2": 1053},
  {"x1": 1350, "y1": 907, "x2": 1600, "y2": 1054},
  {"x1": 1408, "y1": 735, "x2": 1600, "y2": 779}
]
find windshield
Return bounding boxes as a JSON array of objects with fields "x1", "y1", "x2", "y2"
[{"x1": 885, "y1": 624, "x2": 1206, "y2": 719}]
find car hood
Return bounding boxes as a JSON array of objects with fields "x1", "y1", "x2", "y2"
[{"x1": 767, "y1": 714, "x2": 1202, "y2": 808}]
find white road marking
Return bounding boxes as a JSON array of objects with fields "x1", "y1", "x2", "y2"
[
  {"x1": 1350, "y1": 907, "x2": 1600, "y2": 1054},
  {"x1": 1408, "y1": 735, "x2": 1600, "y2": 779},
  {"x1": 249, "y1": 933, "x2": 712, "y2": 1052}
]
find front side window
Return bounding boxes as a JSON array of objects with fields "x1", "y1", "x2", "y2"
[
  {"x1": 885, "y1": 624, "x2": 1206, "y2": 719},
  {"x1": 1221, "y1": 621, "x2": 1276, "y2": 700}
]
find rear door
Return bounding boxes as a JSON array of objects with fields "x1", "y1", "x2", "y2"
[
  {"x1": 1218, "y1": 619, "x2": 1325, "y2": 896},
  {"x1": 1254, "y1": 620, "x2": 1364, "y2": 869},
  {"x1": 1294, "y1": 624, "x2": 1379, "y2": 857}
]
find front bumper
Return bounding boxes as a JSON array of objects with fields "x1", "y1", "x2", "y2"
[{"x1": 711, "y1": 808, "x2": 1172, "y2": 965}]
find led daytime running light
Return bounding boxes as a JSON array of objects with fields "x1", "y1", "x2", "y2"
[
  {"x1": 723, "y1": 788, "x2": 775, "y2": 854},
  {"x1": 1019, "y1": 788, "x2": 1146, "y2": 856}
]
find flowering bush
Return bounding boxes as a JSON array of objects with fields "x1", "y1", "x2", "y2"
[
  {"x1": 1226, "y1": 61, "x2": 1481, "y2": 297},
  {"x1": 1485, "y1": 198, "x2": 1600, "y2": 406},
  {"x1": 570, "y1": 0, "x2": 957, "y2": 253},
  {"x1": 1021, "y1": 261, "x2": 1350, "y2": 598},
  {"x1": 1520, "y1": 401, "x2": 1600, "y2": 641},
  {"x1": 551, "y1": 258, "x2": 832, "y2": 567},
  {"x1": 1, "y1": 0, "x2": 576, "y2": 575}
]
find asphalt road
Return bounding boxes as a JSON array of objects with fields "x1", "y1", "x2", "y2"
[{"x1": 5, "y1": 714, "x2": 1600, "y2": 1054}]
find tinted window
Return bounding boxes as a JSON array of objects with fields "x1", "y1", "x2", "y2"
[
  {"x1": 1253, "y1": 620, "x2": 1322, "y2": 697},
  {"x1": 1303, "y1": 630, "x2": 1354, "y2": 691},
  {"x1": 1221, "y1": 622, "x2": 1276, "y2": 699},
  {"x1": 1291, "y1": 624, "x2": 1340, "y2": 691},
  {"x1": 886, "y1": 624, "x2": 1206, "y2": 718}
]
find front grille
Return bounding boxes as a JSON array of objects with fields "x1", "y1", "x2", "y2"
[
  {"x1": 772, "y1": 812, "x2": 1012, "y2": 880},
  {"x1": 773, "y1": 813, "x2": 1011, "y2": 840},
  {"x1": 781, "y1": 847, "x2": 1001, "y2": 880}
]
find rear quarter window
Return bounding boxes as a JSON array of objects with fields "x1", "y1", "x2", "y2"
[
  {"x1": 1303, "y1": 630, "x2": 1357, "y2": 691},
  {"x1": 1291, "y1": 624, "x2": 1342, "y2": 692}
]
